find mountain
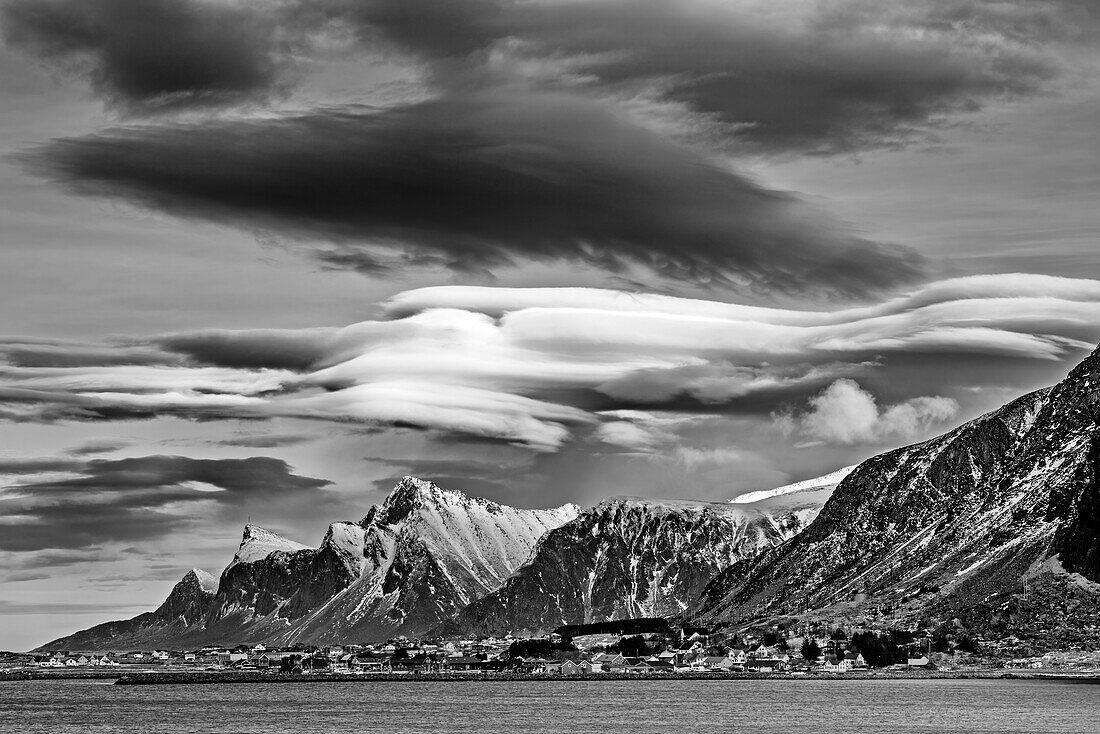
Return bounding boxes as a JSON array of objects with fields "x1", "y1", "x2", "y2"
[
  {"x1": 34, "y1": 569, "x2": 220, "y2": 652},
  {"x1": 436, "y1": 487, "x2": 829, "y2": 638},
  {"x1": 37, "y1": 478, "x2": 578, "y2": 650},
  {"x1": 692, "y1": 345, "x2": 1100, "y2": 646}
]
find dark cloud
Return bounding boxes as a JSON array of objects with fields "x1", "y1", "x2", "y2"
[
  {"x1": 320, "y1": 0, "x2": 1078, "y2": 154},
  {"x1": 1, "y1": 0, "x2": 285, "y2": 113},
  {"x1": 0, "y1": 458, "x2": 82, "y2": 474},
  {"x1": 0, "y1": 455, "x2": 332, "y2": 551},
  {"x1": 65, "y1": 440, "x2": 128, "y2": 456},
  {"x1": 0, "y1": 386, "x2": 264, "y2": 424},
  {"x1": 20, "y1": 92, "x2": 925, "y2": 296},
  {"x1": 157, "y1": 329, "x2": 335, "y2": 371},
  {"x1": 501, "y1": 0, "x2": 1063, "y2": 154},
  {"x1": 0, "y1": 339, "x2": 174, "y2": 368},
  {"x1": 212, "y1": 433, "x2": 315, "y2": 449}
]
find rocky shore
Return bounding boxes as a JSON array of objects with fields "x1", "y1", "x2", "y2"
[{"x1": 106, "y1": 670, "x2": 1096, "y2": 685}]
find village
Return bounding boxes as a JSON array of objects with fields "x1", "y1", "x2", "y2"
[{"x1": 5, "y1": 620, "x2": 994, "y2": 678}]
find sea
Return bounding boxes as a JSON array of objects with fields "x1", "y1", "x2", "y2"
[{"x1": 1, "y1": 678, "x2": 1097, "y2": 733}]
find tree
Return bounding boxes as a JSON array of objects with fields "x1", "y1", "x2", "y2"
[
  {"x1": 509, "y1": 639, "x2": 576, "y2": 659},
  {"x1": 762, "y1": 631, "x2": 778, "y2": 646},
  {"x1": 850, "y1": 631, "x2": 906, "y2": 667},
  {"x1": 776, "y1": 637, "x2": 790, "y2": 653},
  {"x1": 955, "y1": 636, "x2": 979, "y2": 654},
  {"x1": 800, "y1": 638, "x2": 822, "y2": 661},
  {"x1": 830, "y1": 627, "x2": 847, "y2": 640},
  {"x1": 612, "y1": 635, "x2": 652, "y2": 657}
]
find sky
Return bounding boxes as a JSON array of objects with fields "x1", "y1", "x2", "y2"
[{"x1": 0, "y1": 0, "x2": 1098, "y2": 651}]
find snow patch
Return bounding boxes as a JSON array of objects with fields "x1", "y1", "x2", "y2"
[
  {"x1": 228, "y1": 524, "x2": 309, "y2": 568},
  {"x1": 190, "y1": 568, "x2": 219, "y2": 594},
  {"x1": 729, "y1": 465, "x2": 856, "y2": 504}
]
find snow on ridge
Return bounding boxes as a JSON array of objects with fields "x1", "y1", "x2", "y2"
[
  {"x1": 189, "y1": 568, "x2": 218, "y2": 594},
  {"x1": 229, "y1": 524, "x2": 309, "y2": 568},
  {"x1": 729, "y1": 465, "x2": 857, "y2": 504}
]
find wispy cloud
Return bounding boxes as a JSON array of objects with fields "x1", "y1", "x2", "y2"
[
  {"x1": 0, "y1": 274, "x2": 1095, "y2": 449},
  {"x1": 0, "y1": 455, "x2": 331, "y2": 551}
]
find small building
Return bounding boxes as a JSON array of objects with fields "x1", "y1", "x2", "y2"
[{"x1": 559, "y1": 659, "x2": 586, "y2": 676}]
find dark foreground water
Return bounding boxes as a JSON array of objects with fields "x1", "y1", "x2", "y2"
[{"x1": 1, "y1": 678, "x2": 1097, "y2": 733}]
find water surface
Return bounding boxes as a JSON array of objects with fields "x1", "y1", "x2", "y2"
[{"x1": 1, "y1": 678, "x2": 1096, "y2": 733}]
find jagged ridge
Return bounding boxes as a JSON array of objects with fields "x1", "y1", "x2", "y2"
[
  {"x1": 37, "y1": 478, "x2": 578, "y2": 650},
  {"x1": 692, "y1": 343, "x2": 1100, "y2": 644},
  {"x1": 437, "y1": 488, "x2": 827, "y2": 638}
]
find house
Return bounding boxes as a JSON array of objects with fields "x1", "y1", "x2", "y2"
[
  {"x1": 656, "y1": 650, "x2": 679, "y2": 666},
  {"x1": 644, "y1": 659, "x2": 675, "y2": 673},
  {"x1": 746, "y1": 645, "x2": 788, "y2": 672},
  {"x1": 350, "y1": 655, "x2": 389, "y2": 673},
  {"x1": 726, "y1": 648, "x2": 748, "y2": 666},
  {"x1": 559, "y1": 659, "x2": 586, "y2": 676},
  {"x1": 701, "y1": 656, "x2": 737, "y2": 672},
  {"x1": 907, "y1": 655, "x2": 931, "y2": 668},
  {"x1": 516, "y1": 657, "x2": 559, "y2": 674},
  {"x1": 590, "y1": 652, "x2": 626, "y2": 669},
  {"x1": 618, "y1": 657, "x2": 651, "y2": 673},
  {"x1": 822, "y1": 655, "x2": 851, "y2": 673},
  {"x1": 851, "y1": 652, "x2": 869, "y2": 669}
]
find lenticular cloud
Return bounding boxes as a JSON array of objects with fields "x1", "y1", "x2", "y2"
[{"x1": 0, "y1": 273, "x2": 1097, "y2": 449}]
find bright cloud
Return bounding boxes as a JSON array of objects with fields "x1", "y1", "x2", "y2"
[
  {"x1": 779, "y1": 379, "x2": 960, "y2": 446},
  {"x1": 0, "y1": 273, "x2": 1096, "y2": 450}
]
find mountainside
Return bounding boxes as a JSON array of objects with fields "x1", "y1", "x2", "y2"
[
  {"x1": 35, "y1": 569, "x2": 219, "y2": 652},
  {"x1": 38, "y1": 478, "x2": 578, "y2": 650},
  {"x1": 437, "y1": 488, "x2": 828, "y2": 638},
  {"x1": 692, "y1": 344, "x2": 1100, "y2": 644}
]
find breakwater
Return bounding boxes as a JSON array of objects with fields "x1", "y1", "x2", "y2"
[{"x1": 109, "y1": 669, "x2": 1043, "y2": 685}]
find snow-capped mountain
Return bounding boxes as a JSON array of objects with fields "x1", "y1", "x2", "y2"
[
  {"x1": 38, "y1": 478, "x2": 578, "y2": 650},
  {"x1": 436, "y1": 488, "x2": 827, "y2": 638},
  {"x1": 692, "y1": 344, "x2": 1100, "y2": 645}
]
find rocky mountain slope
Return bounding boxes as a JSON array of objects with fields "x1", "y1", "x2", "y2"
[
  {"x1": 437, "y1": 487, "x2": 828, "y2": 638},
  {"x1": 38, "y1": 478, "x2": 578, "y2": 650},
  {"x1": 692, "y1": 344, "x2": 1100, "y2": 644}
]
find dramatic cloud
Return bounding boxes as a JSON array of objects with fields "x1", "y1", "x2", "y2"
[
  {"x1": 0, "y1": 274, "x2": 1096, "y2": 450},
  {"x1": 11, "y1": 1, "x2": 1094, "y2": 294},
  {"x1": 8, "y1": 0, "x2": 1084, "y2": 153},
  {"x1": 775, "y1": 378, "x2": 959, "y2": 446},
  {"x1": 451, "y1": 0, "x2": 1070, "y2": 154},
  {"x1": 20, "y1": 92, "x2": 925, "y2": 295},
  {"x1": 1, "y1": 0, "x2": 286, "y2": 113},
  {"x1": 0, "y1": 455, "x2": 331, "y2": 551}
]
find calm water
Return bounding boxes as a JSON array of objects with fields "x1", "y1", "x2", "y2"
[{"x1": 0, "y1": 678, "x2": 1097, "y2": 733}]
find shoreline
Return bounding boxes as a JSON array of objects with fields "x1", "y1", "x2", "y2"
[{"x1": 3, "y1": 669, "x2": 1098, "y2": 685}]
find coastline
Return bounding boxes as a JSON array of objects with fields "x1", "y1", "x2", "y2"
[{"x1": 3, "y1": 669, "x2": 1098, "y2": 685}]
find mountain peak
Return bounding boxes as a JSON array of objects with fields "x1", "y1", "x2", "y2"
[
  {"x1": 367, "y1": 476, "x2": 518, "y2": 526},
  {"x1": 230, "y1": 524, "x2": 308, "y2": 568},
  {"x1": 183, "y1": 568, "x2": 218, "y2": 594}
]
